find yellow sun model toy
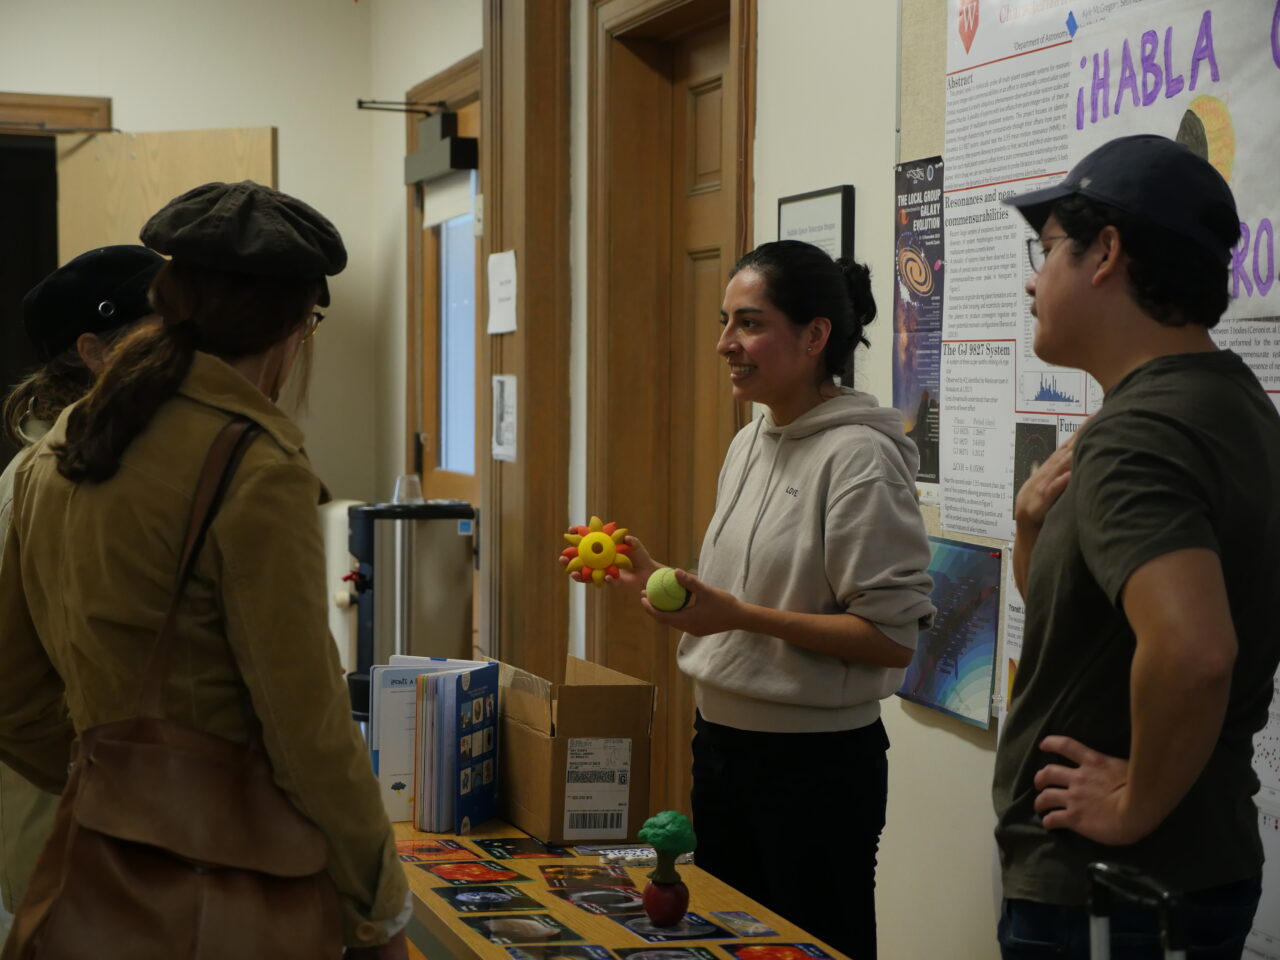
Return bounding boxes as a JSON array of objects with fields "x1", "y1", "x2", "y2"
[{"x1": 562, "y1": 516, "x2": 632, "y2": 586}]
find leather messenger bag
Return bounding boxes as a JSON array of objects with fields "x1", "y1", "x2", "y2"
[{"x1": 3, "y1": 419, "x2": 343, "y2": 960}]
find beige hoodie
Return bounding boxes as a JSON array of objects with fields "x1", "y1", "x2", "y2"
[{"x1": 678, "y1": 388, "x2": 936, "y2": 733}]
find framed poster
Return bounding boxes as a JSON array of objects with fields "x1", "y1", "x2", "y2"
[
  {"x1": 897, "y1": 536, "x2": 1002, "y2": 728},
  {"x1": 776, "y1": 185, "x2": 855, "y2": 260}
]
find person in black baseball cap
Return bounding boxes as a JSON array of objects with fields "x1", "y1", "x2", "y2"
[
  {"x1": 0, "y1": 243, "x2": 162, "y2": 922},
  {"x1": 992, "y1": 135, "x2": 1278, "y2": 958},
  {"x1": 3, "y1": 244, "x2": 164, "y2": 451}
]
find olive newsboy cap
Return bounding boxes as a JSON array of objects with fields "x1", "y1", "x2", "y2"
[
  {"x1": 22, "y1": 245, "x2": 165, "y2": 361},
  {"x1": 140, "y1": 180, "x2": 346, "y2": 306}
]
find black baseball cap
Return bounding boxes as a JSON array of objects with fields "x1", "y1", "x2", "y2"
[
  {"x1": 22, "y1": 245, "x2": 165, "y2": 361},
  {"x1": 1003, "y1": 134, "x2": 1240, "y2": 266},
  {"x1": 140, "y1": 180, "x2": 346, "y2": 306}
]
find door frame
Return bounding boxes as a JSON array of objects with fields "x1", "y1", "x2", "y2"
[
  {"x1": 0, "y1": 92, "x2": 111, "y2": 136},
  {"x1": 584, "y1": 0, "x2": 756, "y2": 810},
  {"x1": 403, "y1": 52, "x2": 483, "y2": 480},
  {"x1": 479, "y1": 0, "x2": 573, "y2": 678}
]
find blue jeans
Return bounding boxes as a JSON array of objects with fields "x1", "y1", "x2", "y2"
[{"x1": 998, "y1": 877, "x2": 1261, "y2": 959}]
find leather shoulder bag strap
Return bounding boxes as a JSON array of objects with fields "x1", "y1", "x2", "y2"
[{"x1": 135, "y1": 417, "x2": 263, "y2": 719}]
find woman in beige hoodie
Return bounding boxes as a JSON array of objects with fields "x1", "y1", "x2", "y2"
[{"x1": 617, "y1": 241, "x2": 935, "y2": 960}]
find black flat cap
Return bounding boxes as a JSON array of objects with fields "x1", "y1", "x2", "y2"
[
  {"x1": 139, "y1": 180, "x2": 346, "y2": 306},
  {"x1": 22, "y1": 245, "x2": 165, "y2": 361},
  {"x1": 1004, "y1": 135, "x2": 1239, "y2": 266}
]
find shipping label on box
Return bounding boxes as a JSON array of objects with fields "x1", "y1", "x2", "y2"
[{"x1": 562, "y1": 737, "x2": 631, "y2": 840}]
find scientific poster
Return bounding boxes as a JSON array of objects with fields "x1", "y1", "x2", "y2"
[
  {"x1": 1247, "y1": 803, "x2": 1280, "y2": 958},
  {"x1": 941, "y1": 0, "x2": 1280, "y2": 538},
  {"x1": 996, "y1": 546, "x2": 1024, "y2": 732},
  {"x1": 898, "y1": 537, "x2": 1002, "y2": 728},
  {"x1": 1069, "y1": 0, "x2": 1280, "y2": 392},
  {"x1": 893, "y1": 157, "x2": 945, "y2": 492}
]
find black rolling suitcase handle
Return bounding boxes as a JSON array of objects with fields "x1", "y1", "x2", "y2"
[{"x1": 1088, "y1": 862, "x2": 1187, "y2": 959}]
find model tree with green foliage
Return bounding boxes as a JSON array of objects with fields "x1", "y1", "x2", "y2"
[{"x1": 637, "y1": 810, "x2": 697, "y2": 927}]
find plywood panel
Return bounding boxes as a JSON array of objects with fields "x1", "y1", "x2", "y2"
[{"x1": 55, "y1": 127, "x2": 276, "y2": 264}]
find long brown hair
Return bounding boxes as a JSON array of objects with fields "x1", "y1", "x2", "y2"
[
  {"x1": 54, "y1": 261, "x2": 320, "y2": 483},
  {"x1": 2, "y1": 320, "x2": 144, "y2": 448},
  {"x1": 3, "y1": 350, "x2": 94, "y2": 447}
]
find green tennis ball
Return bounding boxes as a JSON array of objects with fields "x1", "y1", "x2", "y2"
[{"x1": 646, "y1": 567, "x2": 689, "y2": 612}]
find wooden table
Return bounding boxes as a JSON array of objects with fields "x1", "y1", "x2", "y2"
[{"x1": 394, "y1": 822, "x2": 847, "y2": 960}]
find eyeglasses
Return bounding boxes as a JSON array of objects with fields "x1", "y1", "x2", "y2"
[
  {"x1": 302, "y1": 310, "x2": 325, "y2": 342},
  {"x1": 1026, "y1": 235, "x2": 1069, "y2": 274}
]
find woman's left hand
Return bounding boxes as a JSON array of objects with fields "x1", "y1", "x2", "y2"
[{"x1": 642, "y1": 569, "x2": 744, "y2": 637}]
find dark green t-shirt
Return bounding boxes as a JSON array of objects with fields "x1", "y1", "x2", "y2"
[{"x1": 993, "y1": 350, "x2": 1280, "y2": 904}]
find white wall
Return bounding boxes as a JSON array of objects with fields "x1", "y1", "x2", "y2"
[
  {"x1": 0, "y1": 0, "x2": 481, "y2": 503},
  {"x1": 754, "y1": 1, "x2": 1002, "y2": 957}
]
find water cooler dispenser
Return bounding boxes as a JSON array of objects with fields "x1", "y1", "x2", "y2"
[{"x1": 345, "y1": 499, "x2": 477, "y2": 723}]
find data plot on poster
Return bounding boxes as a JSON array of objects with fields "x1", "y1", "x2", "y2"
[{"x1": 1018, "y1": 369, "x2": 1086, "y2": 415}]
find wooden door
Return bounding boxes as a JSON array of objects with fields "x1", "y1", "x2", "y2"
[
  {"x1": 586, "y1": 0, "x2": 754, "y2": 819},
  {"x1": 662, "y1": 22, "x2": 739, "y2": 814},
  {"x1": 55, "y1": 127, "x2": 276, "y2": 261}
]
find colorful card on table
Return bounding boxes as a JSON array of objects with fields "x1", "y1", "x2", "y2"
[
  {"x1": 475, "y1": 837, "x2": 573, "y2": 860},
  {"x1": 722, "y1": 945, "x2": 835, "y2": 960},
  {"x1": 395, "y1": 838, "x2": 479, "y2": 862},
  {"x1": 431, "y1": 885, "x2": 543, "y2": 913},
  {"x1": 607, "y1": 913, "x2": 736, "y2": 943},
  {"x1": 418, "y1": 860, "x2": 528, "y2": 885},
  {"x1": 548, "y1": 886, "x2": 645, "y2": 915},
  {"x1": 460, "y1": 913, "x2": 585, "y2": 945},
  {"x1": 615, "y1": 949, "x2": 718, "y2": 960},
  {"x1": 504, "y1": 947, "x2": 614, "y2": 960},
  {"x1": 709, "y1": 913, "x2": 778, "y2": 938},
  {"x1": 539, "y1": 864, "x2": 633, "y2": 889}
]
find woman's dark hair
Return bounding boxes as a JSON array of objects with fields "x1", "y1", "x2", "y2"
[
  {"x1": 3, "y1": 349, "x2": 93, "y2": 448},
  {"x1": 2, "y1": 323, "x2": 142, "y2": 447},
  {"x1": 1053, "y1": 193, "x2": 1238, "y2": 328},
  {"x1": 54, "y1": 261, "x2": 320, "y2": 483},
  {"x1": 729, "y1": 240, "x2": 876, "y2": 384}
]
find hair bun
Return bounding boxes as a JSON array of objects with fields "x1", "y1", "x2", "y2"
[{"x1": 837, "y1": 257, "x2": 876, "y2": 331}]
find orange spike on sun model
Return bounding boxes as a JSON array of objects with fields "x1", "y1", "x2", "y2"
[{"x1": 561, "y1": 515, "x2": 632, "y2": 586}]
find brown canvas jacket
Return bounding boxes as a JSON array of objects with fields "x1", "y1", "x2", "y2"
[{"x1": 0, "y1": 351, "x2": 407, "y2": 945}]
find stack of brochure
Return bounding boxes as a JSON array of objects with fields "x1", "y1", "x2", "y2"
[{"x1": 366, "y1": 655, "x2": 499, "y2": 832}]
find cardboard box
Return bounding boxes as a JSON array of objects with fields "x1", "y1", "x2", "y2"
[{"x1": 498, "y1": 657, "x2": 655, "y2": 845}]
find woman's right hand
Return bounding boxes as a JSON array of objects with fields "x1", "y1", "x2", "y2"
[
  {"x1": 606, "y1": 535, "x2": 661, "y2": 590},
  {"x1": 344, "y1": 931, "x2": 408, "y2": 960},
  {"x1": 556, "y1": 529, "x2": 662, "y2": 590}
]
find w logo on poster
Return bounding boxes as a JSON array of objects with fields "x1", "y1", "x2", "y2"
[{"x1": 958, "y1": 0, "x2": 979, "y2": 53}]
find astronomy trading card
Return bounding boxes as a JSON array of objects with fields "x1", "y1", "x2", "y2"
[
  {"x1": 418, "y1": 860, "x2": 529, "y2": 885},
  {"x1": 722, "y1": 944, "x2": 835, "y2": 960},
  {"x1": 460, "y1": 913, "x2": 585, "y2": 945},
  {"x1": 431, "y1": 885, "x2": 543, "y2": 913},
  {"x1": 504, "y1": 946, "x2": 613, "y2": 960},
  {"x1": 476, "y1": 837, "x2": 573, "y2": 860},
  {"x1": 708, "y1": 913, "x2": 778, "y2": 938},
  {"x1": 614, "y1": 948, "x2": 719, "y2": 960},
  {"x1": 549, "y1": 886, "x2": 645, "y2": 915},
  {"x1": 540, "y1": 863, "x2": 633, "y2": 889},
  {"x1": 395, "y1": 838, "x2": 479, "y2": 862},
  {"x1": 607, "y1": 913, "x2": 736, "y2": 943}
]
